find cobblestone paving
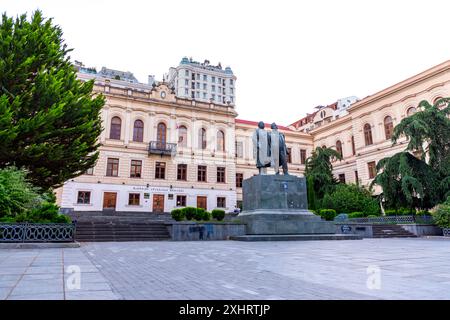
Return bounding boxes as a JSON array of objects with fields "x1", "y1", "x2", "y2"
[{"x1": 1, "y1": 238, "x2": 450, "y2": 299}]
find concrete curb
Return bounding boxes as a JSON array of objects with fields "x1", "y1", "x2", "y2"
[{"x1": 0, "y1": 242, "x2": 81, "y2": 249}]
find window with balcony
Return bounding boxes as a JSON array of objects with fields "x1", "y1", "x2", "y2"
[
  {"x1": 157, "y1": 122, "x2": 166, "y2": 148},
  {"x1": 155, "y1": 162, "x2": 166, "y2": 179}
]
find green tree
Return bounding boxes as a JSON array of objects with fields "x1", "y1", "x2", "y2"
[
  {"x1": 372, "y1": 98, "x2": 450, "y2": 210},
  {"x1": 305, "y1": 146, "x2": 342, "y2": 205},
  {"x1": 0, "y1": 11, "x2": 105, "y2": 190}
]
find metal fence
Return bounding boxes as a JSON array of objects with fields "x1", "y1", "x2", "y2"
[
  {"x1": 346, "y1": 215, "x2": 434, "y2": 225},
  {"x1": 0, "y1": 223, "x2": 76, "y2": 242}
]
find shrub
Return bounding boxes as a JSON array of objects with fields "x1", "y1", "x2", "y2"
[
  {"x1": 433, "y1": 205, "x2": 450, "y2": 228},
  {"x1": 348, "y1": 212, "x2": 364, "y2": 219},
  {"x1": 319, "y1": 184, "x2": 380, "y2": 216},
  {"x1": 319, "y1": 209, "x2": 336, "y2": 221},
  {"x1": 384, "y1": 209, "x2": 398, "y2": 216},
  {"x1": 171, "y1": 208, "x2": 184, "y2": 221},
  {"x1": 367, "y1": 215, "x2": 379, "y2": 218},
  {"x1": 182, "y1": 207, "x2": 196, "y2": 220},
  {"x1": 416, "y1": 210, "x2": 431, "y2": 216},
  {"x1": 203, "y1": 211, "x2": 211, "y2": 221},
  {"x1": 212, "y1": 209, "x2": 225, "y2": 221},
  {"x1": 194, "y1": 208, "x2": 206, "y2": 221}
]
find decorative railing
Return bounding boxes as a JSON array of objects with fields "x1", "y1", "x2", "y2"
[
  {"x1": 148, "y1": 141, "x2": 177, "y2": 156},
  {"x1": 341, "y1": 215, "x2": 434, "y2": 225},
  {"x1": 0, "y1": 223, "x2": 76, "y2": 243}
]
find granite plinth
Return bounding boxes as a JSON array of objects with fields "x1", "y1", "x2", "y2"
[{"x1": 239, "y1": 175, "x2": 337, "y2": 236}]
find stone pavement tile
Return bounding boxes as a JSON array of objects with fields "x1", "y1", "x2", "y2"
[
  {"x1": 67, "y1": 282, "x2": 112, "y2": 292},
  {"x1": 11, "y1": 281, "x2": 63, "y2": 296},
  {"x1": 65, "y1": 290, "x2": 120, "y2": 300},
  {"x1": 0, "y1": 279, "x2": 18, "y2": 288},
  {"x1": 22, "y1": 274, "x2": 62, "y2": 281},
  {"x1": 25, "y1": 266, "x2": 63, "y2": 274},
  {"x1": 0, "y1": 287, "x2": 12, "y2": 300},
  {"x1": 0, "y1": 267, "x2": 28, "y2": 275},
  {"x1": 8, "y1": 292, "x2": 64, "y2": 300}
]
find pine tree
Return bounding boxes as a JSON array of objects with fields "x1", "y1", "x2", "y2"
[
  {"x1": 372, "y1": 98, "x2": 450, "y2": 209},
  {"x1": 0, "y1": 11, "x2": 105, "y2": 190}
]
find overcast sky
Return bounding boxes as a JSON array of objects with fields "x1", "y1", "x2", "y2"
[{"x1": 3, "y1": 0, "x2": 450, "y2": 125}]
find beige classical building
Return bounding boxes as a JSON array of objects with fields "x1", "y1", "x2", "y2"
[{"x1": 57, "y1": 59, "x2": 450, "y2": 213}]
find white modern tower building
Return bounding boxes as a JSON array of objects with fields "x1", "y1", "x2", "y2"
[{"x1": 167, "y1": 57, "x2": 236, "y2": 106}]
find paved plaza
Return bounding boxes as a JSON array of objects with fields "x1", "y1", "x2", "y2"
[{"x1": 1, "y1": 238, "x2": 450, "y2": 300}]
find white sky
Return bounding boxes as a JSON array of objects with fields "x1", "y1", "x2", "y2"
[{"x1": 3, "y1": 0, "x2": 450, "y2": 125}]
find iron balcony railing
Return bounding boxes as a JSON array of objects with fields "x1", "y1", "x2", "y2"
[{"x1": 148, "y1": 141, "x2": 177, "y2": 156}]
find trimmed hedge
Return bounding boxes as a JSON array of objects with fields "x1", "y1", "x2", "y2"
[
  {"x1": 171, "y1": 209, "x2": 184, "y2": 221},
  {"x1": 318, "y1": 209, "x2": 336, "y2": 221},
  {"x1": 212, "y1": 209, "x2": 225, "y2": 221},
  {"x1": 183, "y1": 207, "x2": 197, "y2": 220},
  {"x1": 348, "y1": 212, "x2": 364, "y2": 219}
]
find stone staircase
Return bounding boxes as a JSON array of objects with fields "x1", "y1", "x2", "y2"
[
  {"x1": 372, "y1": 225, "x2": 417, "y2": 238},
  {"x1": 69, "y1": 211, "x2": 171, "y2": 242},
  {"x1": 74, "y1": 221, "x2": 171, "y2": 242}
]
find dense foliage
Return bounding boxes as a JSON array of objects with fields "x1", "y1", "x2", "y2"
[
  {"x1": 0, "y1": 167, "x2": 70, "y2": 223},
  {"x1": 0, "y1": 11, "x2": 105, "y2": 190},
  {"x1": 320, "y1": 184, "x2": 380, "y2": 216},
  {"x1": 211, "y1": 209, "x2": 225, "y2": 221},
  {"x1": 372, "y1": 98, "x2": 450, "y2": 210},
  {"x1": 305, "y1": 146, "x2": 342, "y2": 209}
]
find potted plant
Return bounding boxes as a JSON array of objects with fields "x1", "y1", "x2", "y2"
[{"x1": 433, "y1": 204, "x2": 450, "y2": 237}]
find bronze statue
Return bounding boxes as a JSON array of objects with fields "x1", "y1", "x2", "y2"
[
  {"x1": 252, "y1": 121, "x2": 271, "y2": 175},
  {"x1": 270, "y1": 123, "x2": 289, "y2": 175}
]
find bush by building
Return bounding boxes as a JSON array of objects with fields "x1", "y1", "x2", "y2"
[
  {"x1": 212, "y1": 209, "x2": 225, "y2": 221},
  {"x1": 171, "y1": 208, "x2": 184, "y2": 221},
  {"x1": 318, "y1": 209, "x2": 336, "y2": 221}
]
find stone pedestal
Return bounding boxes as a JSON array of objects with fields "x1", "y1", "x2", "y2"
[{"x1": 238, "y1": 175, "x2": 336, "y2": 235}]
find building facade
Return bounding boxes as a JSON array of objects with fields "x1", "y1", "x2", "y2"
[{"x1": 57, "y1": 59, "x2": 450, "y2": 213}]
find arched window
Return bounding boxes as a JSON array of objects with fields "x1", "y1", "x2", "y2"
[
  {"x1": 178, "y1": 125, "x2": 188, "y2": 147},
  {"x1": 434, "y1": 97, "x2": 446, "y2": 108},
  {"x1": 407, "y1": 107, "x2": 416, "y2": 116},
  {"x1": 198, "y1": 128, "x2": 207, "y2": 149},
  {"x1": 364, "y1": 123, "x2": 373, "y2": 146},
  {"x1": 351, "y1": 136, "x2": 356, "y2": 155},
  {"x1": 384, "y1": 116, "x2": 393, "y2": 140},
  {"x1": 336, "y1": 140, "x2": 343, "y2": 158},
  {"x1": 133, "y1": 119, "x2": 144, "y2": 142},
  {"x1": 156, "y1": 122, "x2": 166, "y2": 148},
  {"x1": 110, "y1": 117, "x2": 121, "y2": 140},
  {"x1": 217, "y1": 130, "x2": 225, "y2": 152}
]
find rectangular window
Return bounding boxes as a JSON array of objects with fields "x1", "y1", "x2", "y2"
[
  {"x1": 230, "y1": 88, "x2": 234, "y2": 94},
  {"x1": 191, "y1": 82, "x2": 195, "y2": 89},
  {"x1": 235, "y1": 141, "x2": 243, "y2": 158},
  {"x1": 177, "y1": 164, "x2": 187, "y2": 181},
  {"x1": 77, "y1": 191, "x2": 91, "y2": 204},
  {"x1": 203, "y1": 74, "x2": 207, "y2": 81},
  {"x1": 196, "y1": 82, "x2": 200, "y2": 89},
  {"x1": 300, "y1": 149, "x2": 307, "y2": 164},
  {"x1": 191, "y1": 91, "x2": 195, "y2": 99},
  {"x1": 287, "y1": 148, "x2": 292, "y2": 163},
  {"x1": 203, "y1": 92, "x2": 207, "y2": 99},
  {"x1": 85, "y1": 167, "x2": 94, "y2": 175},
  {"x1": 185, "y1": 70, "x2": 189, "y2": 76},
  {"x1": 185, "y1": 88, "x2": 189, "y2": 95},
  {"x1": 338, "y1": 174, "x2": 346, "y2": 184},
  {"x1": 368, "y1": 161, "x2": 377, "y2": 179},
  {"x1": 185, "y1": 79, "x2": 189, "y2": 86},
  {"x1": 211, "y1": 94, "x2": 215, "y2": 101},
  {"x1": 196, "y1": 73, "x2": 200, "y2": 80},
  {"x1": 230, "y1": 79, "x2": 234, "y2": 86},
  {"x1": 355, "y1": 171, "x2": 359, "y2": 185},
  {"x1": 106, "y1": 158, "x2": 119, "y2": 177},
  {"x1": 128, "y1": 193, "x2": 140, "y2": 206},
  {"x1": 203, "y1": 83, "x2": 207, "y2": 90},
  {"x1": 198, "y1": 165, "x2": 207, "y2": 182},
  {"x1": 212, "y1": 85, "x2": 215, "y2": 92},
  {"x1": 217, "y1": 167, "x2": 226, "y2": 183},
  {"x1": 130, "y1": 160, "x2": 142, "y2": 178},
  {"x1": 212, "y1": 76, "x2": 215, "y2": 83},
  {"x1": 195, "y1": 91, "x2": 199, "y2": 99},
  {"x1": 236, "y1": 173, "x2": 243, "y2": 188},
  {"x1": 155, "y1": 162, "x2": 166, "y2": 179},
  {"x1": 191, "y1": 73, "x2": 195, "y2": 80},
  {"x1": 217, "y1": 197, "x2": 226, "y2": 208},
  {"x1": 176, "y1": 195, "x2": 187, "y2": 207}
]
